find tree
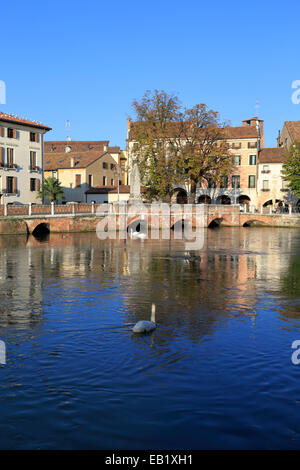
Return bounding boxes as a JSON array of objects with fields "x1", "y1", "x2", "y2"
[
  {"x1": 130, "y1": 89, "x2": 181, "y2": 200},
  {"x1": 171, "y1": 104, "x2": 232, "y2": 203},
  {"x1": 282, "y1": 143, "x2": 300, "y2": 196},
  {"x1": 129, "y1": 90, "x2": 232, "y2": 202},
  {"x1": 38, "y1": 177, "x2": 64, "y2": 203}
]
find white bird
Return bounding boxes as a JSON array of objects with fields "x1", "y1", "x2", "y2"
[
  {"x1": 137, "y1": 232, "x2": 147, "y2": 239},
  {"x1": 132, "y1": 304, "x2": 157, "y2": 333}
]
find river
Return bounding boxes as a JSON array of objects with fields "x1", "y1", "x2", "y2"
[{"x1": 0, "y1": 227, "x2": 299, "y2": 449}]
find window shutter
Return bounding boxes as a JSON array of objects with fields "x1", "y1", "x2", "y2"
[
  {"x1": 12, "y1": 177, "x2": 17, "y2": 193},
  {"x1": 0, "y1": 147, "x2": 3, "y2": 167},
  {"x1": 0, "y1": 127, "x2": 3, "y2": 137},
  {"x1": 35, "y1": 179, "x2": 40, "y2": 191},
  {"x1": 35, "y1": 133, "x2": 39, "y2": 143},
  {"x1": 13, "y1": 129, "x2": 17, "y2": 139}
]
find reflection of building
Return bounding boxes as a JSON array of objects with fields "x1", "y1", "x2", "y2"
[
  {"x1": 0, "y1": 244, "x2": 43, "y2": 326},
  {"x1": 44, "y1": 141, "x2": 123, "y2": 203},
  {"x1": 0, "y1": 112, "x2": 51, "y2": 204}
]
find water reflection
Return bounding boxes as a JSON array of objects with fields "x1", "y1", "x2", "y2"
[{"x1": 0, "y1": 228, "x2": 300, "y2": 449}]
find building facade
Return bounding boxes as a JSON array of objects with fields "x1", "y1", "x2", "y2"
[
  {"x1": 0, "y1": 112, "x2": 51, "y2": 204},
  {"x1": 44, "y1": 141, "x2": 123, "y2": 203}
]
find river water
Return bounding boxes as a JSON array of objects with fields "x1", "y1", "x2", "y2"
[{"x1": 0, "y1": 227, "x2": 300, "y2": 449}]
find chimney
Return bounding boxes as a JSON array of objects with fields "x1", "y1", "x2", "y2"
[
  {"x1": 277, "y1": 130, "x2": 281, "y2": 147},
  {"x1": 70, "y1": 157, "x2": 75, "y2": 167}
]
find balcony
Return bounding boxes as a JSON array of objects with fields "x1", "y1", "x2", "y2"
[
  {"x1": 261, "y1": 188, "x2": 270, "y2": 192},
  {"x1": 1, "y1": 189, "x2": 18, "y2": 195},
  {"x1": 29, "y1": 165, "x2": 40, "y2": 173},
  {"x1": 261, "y1": 170, "x2": 271, "y2": 174},
  {"x1": 280, "y1": 188, "x2": 289, "y2": 192},
  {"x1": 4, "y1": 163, "x2": 18, "y2": 171}
]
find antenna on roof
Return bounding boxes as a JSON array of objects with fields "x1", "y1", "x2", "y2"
[{"x1": 66, "y1": 120, "x2": 71, "y2": 141}]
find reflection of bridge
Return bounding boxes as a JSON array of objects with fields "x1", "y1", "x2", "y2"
[{"x1": 0, "y1": 203, "x2": 300, "y2": 235}]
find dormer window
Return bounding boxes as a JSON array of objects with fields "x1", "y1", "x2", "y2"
[{"x1": 65, "y1": 146, "x2": 72, "y2": 153}]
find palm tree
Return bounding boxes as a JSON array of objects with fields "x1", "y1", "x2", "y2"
[{"x1": 38, "y1": 177, "x2": 64, "y2": 203}]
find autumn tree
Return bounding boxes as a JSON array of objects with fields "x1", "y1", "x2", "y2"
[
  {"x1": 171, "y1": 104, "x2": 232, "y2": 203},
  {"x1": 129, "y1": 90, "x2": 233, "y2": 202},
  {"x1": 282, "y1": 143, "x2": 300, "y2": 196},
  {"x1": 130, "y1": 89, "x2": 181, "y2": 200}
]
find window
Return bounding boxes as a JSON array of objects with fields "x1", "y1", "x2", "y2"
[
  {"x1": 208, "y1": 178, "x2": 216, "y2": 188},
  {"x1": 232, "y1": 142, "x2": 241, "y2": 149},
  {"x1": 111, "y1": 179, "x2": 114, "y2": 185},
  {"x1": 30, "y1": 178, "x2": 39, "y2": 191},
  {"x1": 232, "y1": 155, "x2": 241, "y2": 166},
  {"x1": 220, "y1": 176, "x2": 228, "y2": 188},
  {"x1": 7, "y1": 148, "x2": 14, "y2": 167},
  {"x1": 232, "y1": 175, "x2": 240, "y2": 189},
  {"x1": 103, "y1": 162, "x2": 107, "y2": 169},
  {"x1": 249, "y1": 154, "x2": 256, "y2": 165},
  {"x1": 282, "y1": 179, "x2": 289, "y2": 190},
  {"x1": 30, "y1": 132, "x2": 38, "y2": 142},
  {"x1": 262, "y1": 165, "x2": 270, "y2": 173},
  {"x1": 52, "y1": 171, "x2": 57, "y2": 179},
  {"x1": 262, "y1": 180, "x2": 269, "y2": 190},
  {"x1": 103, "y1": 176, "x2": 107, "y2": 186},
  {"x1": 30, "y1": 151, "x2": 37, "y2": 169},
  {"x1": 6, "y1": 176, "x2": 17, "y2": 193},
  {"x1": 88, "y1": 174, "x2": 93, "y2": 187},
  {"x1": 248, "y1": 175, "x2": 256, "y2": 188},
  {"x1": 75, "y1": 174, "x2": 81, "y2": 187},
  {"x1": 248, "y1": 142, "x2": 257, "y2": 149},
  {"x1": 0, "y1": 147, "x2": 4, "y2": 167},
  {"x1": 110, "y1": 163, "x2": 115, "y2": 170},
  {"x1": 7, "y1": 128, "x2": 15, "y2": 139}
]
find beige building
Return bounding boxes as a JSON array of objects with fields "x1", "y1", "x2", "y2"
[
  {"x1": 127, "y1": 116, "x2": 263, "y2": 209},
  {"x1": 44, "y1": 141, "x2": 123, "y2": 202},
  {"x1": 0, "y1": 112, "x2": 51, "y2": 204}
]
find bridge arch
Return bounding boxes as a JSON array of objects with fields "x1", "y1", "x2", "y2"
[
  {"x1": 171, "y1": 188, "x2": 188, "y2": 204},
  {"x1": 216, "y1": 195, "x2": 231, "y2": 205},
  {"x1": 32, "y1": 222, "x2": 50, "y2": 239},
  {"x1": 197, "y1": 195, "x2": 211, "y2": 204}
]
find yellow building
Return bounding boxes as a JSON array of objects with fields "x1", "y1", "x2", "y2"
[{"x1": 44, "y1": 143, "x2": 123, "y2": 203}]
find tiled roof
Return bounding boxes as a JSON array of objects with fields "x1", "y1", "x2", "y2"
[
  {"x1": 44, "y1": 140, "x2": 109, "y2": 153},
  {"x1": 128, "y1": 121, "x2": 259, "y2": 140},
  {"x1": 258, "y1": 147, "x2": 288, "y2": 164},
  {"x1": 0, "y1": 111, "x2": 51, "y2": 131},
  {"x1": 224, "y1": 126, "x2": 259, "y2": 139},
  {"x1": 44, "y1": 150, "x2": 107, "y2": 170},
  {"x1": 85, "y1": 185, "x2": 131, "y2": 194},
  {"x1": 284, "y1": 121, "x2": 300, "y2": 143},
  {"x1": 86, "y1": 185, "x2": 146, "y2": 194},
  {"x1": 108, "y1": 146, "x2": 121, "y2": 153}
]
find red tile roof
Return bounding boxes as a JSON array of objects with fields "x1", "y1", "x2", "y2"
[
  {"x1": 258, "y1": 147, "x2": 288, "y2": 163},
  {"x1": 45, "y1": 140, "x2": 109, "y2": 153},
  {"x1": 0, "y1": 111, "x2": 51, "y2": 131},
  {"x1": 128, "y1": 121, "x2": 259, "y2": 140},
  {"x1": 85, "y1": 185, "x2": 131, "y2": 194},
  {"x1": 44, "y1": 150, "x2": 108, "y2": 170},
  {"x1": 284, "y1": 121, "x2": 300, "y2": 143}
]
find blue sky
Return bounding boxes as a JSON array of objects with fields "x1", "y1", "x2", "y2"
[{"x1": 1, "y1": 0, "x2": 300, "y2": 148}]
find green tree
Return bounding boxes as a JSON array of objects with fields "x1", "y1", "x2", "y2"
[
  {"x1": 38, "y1": 177, "x2": 64, "y2": 203},
  {"x1": 282, "y1": 143, "x2": 300, "y2": 196}
]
